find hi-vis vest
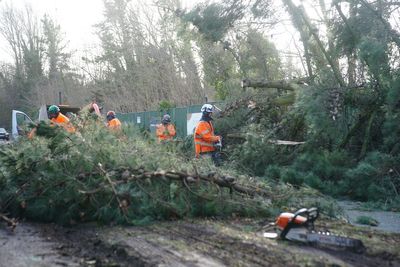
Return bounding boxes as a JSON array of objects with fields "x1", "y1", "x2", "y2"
[
  {"x1": 108, "y1": 118, "x2": 122, "y2": 131},
  {"x1": 194, "y1": 120, "x2": 219, "y2": 157},
  {"x1": 51, "y1": 113, "x2": 76, "y2": 133},
  {"x1": 156, "y1": 123, "x2": 176, "y2": 141}
]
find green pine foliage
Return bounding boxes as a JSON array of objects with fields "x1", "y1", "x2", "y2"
[
  {"x1": 215, "y1": 73, "x2": 399, "y2": 210},
  {"x1": 383, "y1": 74, "x2": 400, "y2": 154},
  {"x1": 0, "y1": 117, "x2": 345, "y2": 225},
  {"x1": 0, "y1": 120, "x2": 276, "y2": 225},
  {"x1": 182, "y1": 1, "x2": 245, "y2": 42}
]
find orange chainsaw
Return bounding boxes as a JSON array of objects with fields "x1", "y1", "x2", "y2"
[{"x1": 263, "y1": 207, "x2": 365, "y2": 253}]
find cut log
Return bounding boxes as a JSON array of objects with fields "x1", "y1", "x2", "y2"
[
  {"x1": 226, "y1": 133, "x2": 305, "y2": 146},
  {"x1": 241, "y1": 77, "x2": 312, "y2": 90},
  {"x1": 0, "y1": 213, "x2": 17, "y2": 231},
  {"x1": 269, "y1": 140, "x2": 305, "y2": 145}
]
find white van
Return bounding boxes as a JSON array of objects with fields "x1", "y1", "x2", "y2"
[{"x1": 12, "y1": 105, "x2": 80, "y2": 140}]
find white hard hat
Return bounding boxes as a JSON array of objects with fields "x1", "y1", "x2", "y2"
[{"x1": 201, "y1": 104, "x2": 214, "y2": 113}]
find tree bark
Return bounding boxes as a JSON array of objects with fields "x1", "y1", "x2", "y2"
[
  {"x1": 335, "y1": 3, "x2": 357, "y2": 85},
  {"x1": 241, "y1": 77, "x2": 312, "y2": 90},
  {"x1": 282, "y1": 0, "x2": 345, "y2": 86},
  {"x1": 359, "y1": 110, "x2": 376, "y2": 159},
  {"x1": 281, "y1": 0, "x2": 314, "y2": 77},
  {"x1": 296, "y1": 6, "x2": 345, "y2": 87}
]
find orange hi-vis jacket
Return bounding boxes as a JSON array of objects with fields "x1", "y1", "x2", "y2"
[
  {"x1": 194, "y1": 120, "x2": 220, "y2": 157},
  {"x1": 156, "y1": 123, "x2": 176, "y2": 141},
  {"x1": 108, "y1": 118, "x2": 122, "y2": 130},
  {"x1": 51, "y1": 113, "x2": 76, "y2": 133}
]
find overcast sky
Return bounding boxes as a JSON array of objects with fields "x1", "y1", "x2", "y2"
[
  {"x1": 0, "y1": 0, "x2": 304, "y2": 69},
  {"x1": 0, "y1": 0, "x2": 200, "y2": 62}
]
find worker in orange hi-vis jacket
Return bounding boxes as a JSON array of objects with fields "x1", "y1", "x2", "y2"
[
  {"x1": 156, "y1": 114, "x2": 176, "y2": 142},
  {"x1": 28, "y1": 105, "x2": 75, "y2": 139},
  {"x1": 48, "y1": 105, "x2": 76, "y2": 133},
  {"x1": 106, "y1": 111, "x2": 122, "y2": 131},
  {"x1": 194, "y1": 104, "x2": 221, "y2": 159}
]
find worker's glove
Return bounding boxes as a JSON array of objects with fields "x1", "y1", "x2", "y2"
[{"x1": 214, "y1": 136, "x2": 223, "y2": 148}]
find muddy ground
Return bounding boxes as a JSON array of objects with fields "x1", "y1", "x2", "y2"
[{"x1": 1, "y1": 218, "x2": 399, "y2": 267}]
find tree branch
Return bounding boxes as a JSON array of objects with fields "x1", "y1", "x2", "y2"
[
  {"x1": 0, "y1": 213, "x2": 18, "y2": 231},
  {"x1": 241, "y1": 77, "x2": 312, "y2": 90},
  {"x1": 296, "y1": 5, "x2": 345, "y2": 86},
  {"x1": 358, "y1": 0, "x2": 400, "y2": 48}
]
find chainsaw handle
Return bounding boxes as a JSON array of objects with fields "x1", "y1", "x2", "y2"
[
  {"x1": 307, "y1": 207, "x2": 319, "y2": 223},
  {"x1": 280, "y1": 207, "x2": 319, "y2": 239},
  {"x1": 280, "y1": 208, "x2": 308, "y2": 239},
  {"x1": 292, "y1": 207, "x2": 319, "y2": 223},
  {"x1": 292, "y1": 208, "x2": 308, "y2": 219}
]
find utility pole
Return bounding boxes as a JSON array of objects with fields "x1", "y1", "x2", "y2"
[{"x1": 59, "y1": 92, "x2": 62, "y2": 105}]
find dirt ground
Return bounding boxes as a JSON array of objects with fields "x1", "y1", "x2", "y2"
[{"x1": 1, "y1": 218, "x2": 399, "y2": 267}]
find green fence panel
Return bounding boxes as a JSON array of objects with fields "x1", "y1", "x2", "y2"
[
  {"x1": 136, "y1": 112, "x2": 145, "y2": 128},
  {"x1": 174, "y1": 107, "x2": 188, "y2": 139},
  {"x1": 116, "y1": 113, "x2": 129, "y2": 122},
  {"x1": 147, "y1": 111, "x2": 160, "y2": 134},
  {"x1": 117, "y1": 103, "x2": 222, "y2": 138},
  {"x1": 187, "y1": 104, "x2": 202, "y2": 113}
]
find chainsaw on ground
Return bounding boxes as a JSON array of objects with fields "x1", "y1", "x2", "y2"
[{"x1": 263, "y1": 207, "x2": 365, "y2": 253}]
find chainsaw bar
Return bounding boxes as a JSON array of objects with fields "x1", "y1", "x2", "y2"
[
  {"x1": 284, "y1": 228, "x2": 365, "y2": 252},
  {"x1": 265, "y1": 208, "x2": 365, "y2": 253},
  {"x1": 306, "y1": 232, "x2": 365, "y2": 252}
]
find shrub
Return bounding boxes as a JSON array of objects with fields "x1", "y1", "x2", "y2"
[
  {"x1": 233, "y1": 136, "x2": 280, "y2": 176},
  {"x1": 356, "y1": 216, "x2": 379, "y2": 226},
  {"x1": 303, "y1": 172, "x2": 322, "y2": 190},
  {"x1": 264, "y1": 165, "x2": 281, "y2": 180},
  {"x1": 343, "y1": 152, "x2": 398, "y2": 201},
  {"x1": 292, "y1": 150, "x2": 352, "y2": 181},
  {"x1": 281, "y1": 168, "x2": 304, "y2": 186}
]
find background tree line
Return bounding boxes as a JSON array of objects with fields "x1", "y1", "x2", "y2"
[
  {"x1": 0, "y1": 0, "x2": 399, "y2": 204},
  {"x1": 0, "y1": 0, "x2": 207, "y2": 126},
  {"x1": 0, "y1": 0, "x2": 312, "y2": 127}
]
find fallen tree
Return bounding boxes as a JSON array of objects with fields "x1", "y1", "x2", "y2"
[
  {"x1": 241, "y1": 77, "x2": 313, "y2": 90},
  {"x1": 0, "y1": 120, "x2": 275, "y2": 226}
]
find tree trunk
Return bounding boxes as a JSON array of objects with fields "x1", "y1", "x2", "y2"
[
  {"x1": 241, "y1": 77, "x2": 312, "y2": 90},
  {"x1": 359, "y1": 110, "x2": 376, "y2": 159},
  {"x1": 335, "y1": 3, "x2": 357, "y2": 86},
  {"x1": 296, "y1": 6, "x2": 345, "y2": 87},
  {"x1": 281, "y1": 0, "x2": 313, "y2": 77},
  {"x1": 282, "y1": 0, "x2": 345, "y2": 86}
]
